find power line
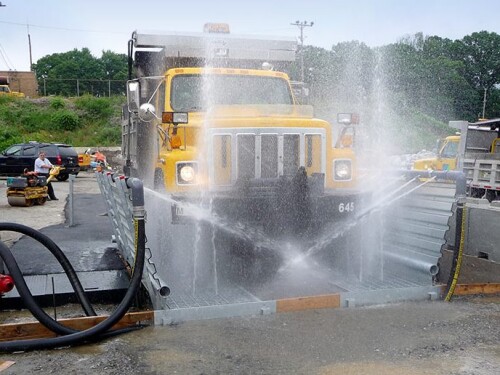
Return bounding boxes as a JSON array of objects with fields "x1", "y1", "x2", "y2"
[
  {"x1": 0, "y1": 19, "x2": 129, "y2": 35},
  {"x1": 0, "y1": 49, "x2": 12, "y2": 69},
  {"x1": 0, "y1": 42, "x2": 14, "y2": 69}
]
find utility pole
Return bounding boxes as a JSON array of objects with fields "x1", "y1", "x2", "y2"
[
  {"x1": 482, "y1": 87, "x2": 487, "y2": 119},
  {"x1": 27, "y1": 24, "x2": 33, "y2": 70},
  {"x1": 290, "y1": 20, "x2": 314, "y2": 82}
]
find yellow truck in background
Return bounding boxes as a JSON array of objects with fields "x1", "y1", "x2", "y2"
[
  {"x1": 412, "y1": 135, "x2": 460, "y2": 171},
  {"x1": 0, "y1": 76, "x2": 25, "y2": 98}
]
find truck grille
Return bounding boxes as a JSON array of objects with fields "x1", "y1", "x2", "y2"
[{"x1": 210, "y1": 128, "x2": 325, "y2": 187}]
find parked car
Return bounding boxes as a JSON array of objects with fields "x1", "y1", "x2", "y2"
[{"x1": 0, "y1": 142, "x2": 80, "y2": 181}]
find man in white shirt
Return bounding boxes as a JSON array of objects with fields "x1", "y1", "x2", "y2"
[{"x1": 34, "y1": 151, "x2": 58, "y2": 200}]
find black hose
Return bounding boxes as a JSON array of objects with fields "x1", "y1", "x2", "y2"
[
  {"x1": 0, "y1": 241, "x2": 80, "y2": 335},
  {"x1": 0, "y1": 222, "x2": 96, "y2": 317},
  {"x1": 0, "y1": 218, "x2": 146, "y2": 352}
]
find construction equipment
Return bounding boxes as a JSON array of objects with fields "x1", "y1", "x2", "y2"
[
  {"x1": 122, "y1": 24, "x2": 362, "y2": 284},
  {"x1": 412, "y1": 135, "x2": 460, "y2": 171},
  {"x1": 6, "y1": 166, "x2": 62, "y2": 207},
  {"x1": 0, "y1": 76, "x2": 25, "y2": 98},
  {"x1": 78, "y1": 152, "x2": 92, "y2": 171}
]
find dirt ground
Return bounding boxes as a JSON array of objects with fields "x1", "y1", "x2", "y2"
[{"x1": 0, "y1": 173, "x2": 499, "y2": 374}]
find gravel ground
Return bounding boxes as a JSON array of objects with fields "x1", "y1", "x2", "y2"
[
  {"x1": 0, "y1": 296, "x2": 498, "y2": 374},
  {"x1": 0, "y1": 172, "x2": 499, "y2": 374}
]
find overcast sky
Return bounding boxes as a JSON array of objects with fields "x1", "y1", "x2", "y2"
[{"x1": 1, "y1": 0, "x2": 499, "y2": 71}]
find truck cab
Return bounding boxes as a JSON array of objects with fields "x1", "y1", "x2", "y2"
[
  {"x1": 412, "y1": 135, "x2": 460, "y2": 171},
  {"x1": 124, "y1": 25, "x2": 361, "y2": 234}
]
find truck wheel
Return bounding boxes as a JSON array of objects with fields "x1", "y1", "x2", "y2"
[{"x1": 154, "y1": 169, "x2": 166, "y2": 192}]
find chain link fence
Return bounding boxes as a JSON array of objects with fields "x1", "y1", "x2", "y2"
[{"x1": 40, "y1": 78, "x2": 127, "y2": 97}]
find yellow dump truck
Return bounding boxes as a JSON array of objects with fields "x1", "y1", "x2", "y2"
[
  {"x1": 122, "y1": 24, "x2": 362, "y2": 277},
  {"x1": 412, "y1": 135, "x2": 460, "y2": 171}
]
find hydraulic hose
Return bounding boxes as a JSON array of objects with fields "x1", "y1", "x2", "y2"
[
  {"x1": 0, "y1": 222, "x2": 96, "y2": 317},
  {"x1": 0, "y1": 241, "x2": 79, "y2": 335},
  {"x1": 0, "y1": 178, "x2": 146, "y2": 352}
]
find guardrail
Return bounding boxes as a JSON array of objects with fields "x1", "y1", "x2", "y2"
[{"x1": 95, "y1": 172, "x2": 169, "y2": 308}]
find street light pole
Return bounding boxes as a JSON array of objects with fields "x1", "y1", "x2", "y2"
[{"x1": 290, "y1": 20, "x2": 314, "y2": 82}]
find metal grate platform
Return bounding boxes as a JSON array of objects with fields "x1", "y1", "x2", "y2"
[{"x1": 164, "y1": 285, "x2": 260, "y2": 310}]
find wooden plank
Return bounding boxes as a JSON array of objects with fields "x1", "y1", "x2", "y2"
[
  {"x1": 0, "y1": 311, "x2": 153, "y2": 342},
  {"x1": 0, "y1": 361, "x2": 15, "y2": 372},
  {"x1": 276, "y1": 294, "x2": 340, "y2": 313},
  {"x1": 451, "y1": 283, "x2": 500, "y2": 296}
]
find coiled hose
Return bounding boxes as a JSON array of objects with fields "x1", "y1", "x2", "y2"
[
  {"x1": 0, "y1": 217, "x2": 145, "y2": 352},
  {"x1": 0, "y1": 177, "x2": 147, "y2": 352},
  {"x1": 0, "y1": 222, "x2": 96, "y2": 317},
  {"x1": 0, "y1": 241, "x2": 86, "y2": 335}
]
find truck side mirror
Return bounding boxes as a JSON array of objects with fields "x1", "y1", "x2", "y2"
[
  {"x1": 139, "y1": 103, "x2": 158, "y2": 122},
  {"x1": 127, "y1": 81, "x2": 141, "y2": 113}
]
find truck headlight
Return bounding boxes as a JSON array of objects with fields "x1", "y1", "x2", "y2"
[
  {"x1": 333, "y1": 159, "x2": 352, "y2": 181},
  {"x1": 176, "y1": 162, "x2": 198, "y2": 185}
]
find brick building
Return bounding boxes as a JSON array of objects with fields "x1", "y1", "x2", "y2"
[{"x1": 0, "y1": 71, "x2": 38, "y2": 98}]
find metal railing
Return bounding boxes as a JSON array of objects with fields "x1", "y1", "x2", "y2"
[{"x1": 95, "y1": 172, "x2": 169, "y2": 308}]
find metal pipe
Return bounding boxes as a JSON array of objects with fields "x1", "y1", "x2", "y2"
[
  {"x1": 69, "y1": 174, "x2": 75, "y2": 227},
  {"x1": 383, "y1": 251, "x2": 439, "y2": 276},
  {"x1": 398, "y1": 169, "x2": 467, "y2": 198},
  {"x1": 126, "y1": 177, "x2": 145, "y2": 211}
]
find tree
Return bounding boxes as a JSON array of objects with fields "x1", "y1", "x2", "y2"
[
  {"x1": 454, "y1": 31, "x2": 500, "y2": 118},
  {"x1": 33, "y1": 49, "x2": 127, "y2": 96}
]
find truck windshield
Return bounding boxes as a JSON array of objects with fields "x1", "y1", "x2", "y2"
[
  {"x1": 171, "y1": 74, "x2": 292, "y2": 111},
  {"x1": 441, "y1": 141, "x2": 458, "y2": 158}
]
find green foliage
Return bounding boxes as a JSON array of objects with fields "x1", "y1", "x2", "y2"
[
  {"x1": 50, "y1": 97, "x2": 66, "y2": 110},
  {"x1": 298, "y1": 30, "x2": 500, "y2": 151},
  {"x1": 32, "y1": 48, "x2": 127, "y2": 96},
  {"x1": 52, "y1": 110, "x2": 80, "y2": 131},
  {"x1": 0, "y1": 96, "x2": 124, "y2": 150},
  {"x1": 75, "y1": 95, "x2": 113, "y2": 118},
  {"x1": 0, "y1": 126, "x2": 22, "y2": 151}
]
